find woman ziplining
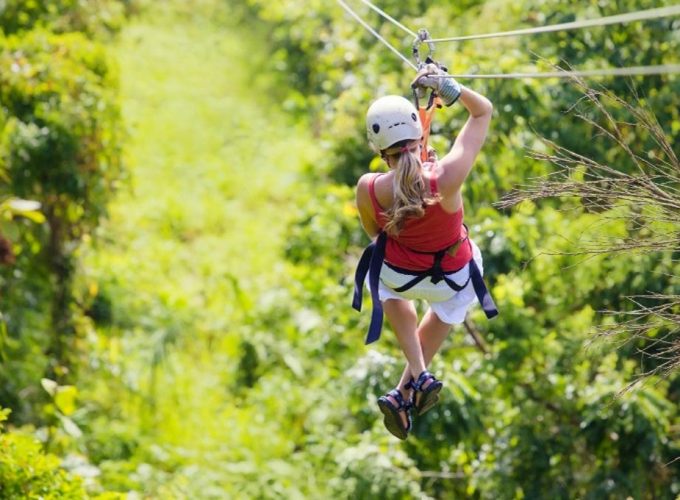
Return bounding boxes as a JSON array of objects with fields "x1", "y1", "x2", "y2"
[{"x1": 352, "y1": 62, "x2": 498, "y2": 439}]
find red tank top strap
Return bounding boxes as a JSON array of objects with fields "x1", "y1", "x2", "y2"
[{"x1": 368, "y1": 173, "x2": 384, "y2": 216}]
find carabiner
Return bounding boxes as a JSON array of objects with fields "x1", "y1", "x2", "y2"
[{"x1": 412, "y1": 29, "x2": 435, "y2": 69}]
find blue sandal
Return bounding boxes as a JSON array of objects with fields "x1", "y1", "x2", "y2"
[
  {"x1": 407, "y1": 371, "x2": 443, "y2": 416},
  {"x1": 377, "y1": 389, "x2": 412, "y2": 440}
]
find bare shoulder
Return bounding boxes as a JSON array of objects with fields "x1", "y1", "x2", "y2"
[
  {"x1": 355, "y1": 172, "x2": 381, "y2": 236},
  {"x1": 356, "y1": 172, "x2": 380, "y2": 208},
  {"x1": 356, "y1": 173, "x2": 375, "y2": 198},
  {"x1": 357, "y1": 172, "x2": 375, "y2": 189}
]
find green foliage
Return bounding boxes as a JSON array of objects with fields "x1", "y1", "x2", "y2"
[
  {"x1": 0, "y1": 29, "x2": 122, "y2": 220},
  {"x1": 285, "y1": 183, "x2": 366, "y2": 274},
  {"x1": 0, "y1": 19, "x2": 124, "y2": 407},
  {"x1": 1, "y1": 0, "x2": 678, "y2": 499},
  {"x1": 0, "y1": 1, "x2": 126, "y2": 495},
  {"x1": 245, "y1": 0, "x2": 679, "y2": 196},
  {"x1": 243, "y1": 0, "x2": 680, "y2": 498},
  {"x1": 0, "y1": 0, "x2": 129, "y2": 37},
  {"x1": 331, "y1": 441, "x2": 430, "y2": 499},
  {"x1": 0, "y1": 407, "x2": 87, "y2": 499},
  {"x1": 0, "y1": 433, "x2": 86, "y2": 499}
]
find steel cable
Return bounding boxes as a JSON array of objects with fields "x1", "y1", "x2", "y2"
[
  {"x1": 426, "y1": 4, "x2": 680, "y2": 43},
  {"x1": 358, "y1": 0, "x2": 417, "y2": 38},
  {"x1": 337, "y1": 0, "x2": 417, "y2": 70},
  {"x1": 439, "y1": 64, "x2": 680, "y2": 79},
  {"x1": 338, "y1": 0, "x2": 680, "y2": 79}
]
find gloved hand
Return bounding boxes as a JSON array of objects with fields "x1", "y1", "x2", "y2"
[{"x1": 411, "y1": 63, "x2": 461, "y2": 107}]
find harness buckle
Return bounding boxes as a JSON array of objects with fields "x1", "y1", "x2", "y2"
[{"x1": 429, "y1": 250, "x2": 447, "y2": 284}]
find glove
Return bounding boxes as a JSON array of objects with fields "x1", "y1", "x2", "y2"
[{"x1": 411, "y1": 63, "x2": 461, "y2": 107}]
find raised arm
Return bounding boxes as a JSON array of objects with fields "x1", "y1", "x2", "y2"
[
  {"x1": 412, "y1": 66, "x2": 493, "y2": 201},
  {"x1": 436, "y1": 86, "x2": 493, "y2": 198}
]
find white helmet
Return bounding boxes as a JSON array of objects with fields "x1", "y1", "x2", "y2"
[{"x1": 366, "y1": 95, "x2": 422, "y2": 151}]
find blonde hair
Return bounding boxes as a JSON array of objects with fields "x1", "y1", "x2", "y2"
[{"x1": 382, "y1": 140, "x2": 438, "y2": 236}]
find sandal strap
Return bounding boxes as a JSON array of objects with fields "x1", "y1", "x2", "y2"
[
  {"x1": 412, "y1": 370, "x2": 437, "y2": 392},
  {"x1": 386, "y1": 389, "x2": 409, "y2": 410}
]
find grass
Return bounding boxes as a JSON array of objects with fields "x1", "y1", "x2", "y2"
[{"x1": 80, "y1": 1, "x2": 322, "y2": 496}]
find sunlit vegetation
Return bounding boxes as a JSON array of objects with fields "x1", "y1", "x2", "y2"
[{"x1": 0, "y1": 0, "x2": 678, "y2": 498}]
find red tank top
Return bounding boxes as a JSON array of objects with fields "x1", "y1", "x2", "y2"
[{"x1": 368, "y1": 173, "x2": 472, "y2": 272}]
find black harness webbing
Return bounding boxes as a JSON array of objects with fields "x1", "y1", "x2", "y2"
[
  {"x1": 352, "y1": 232, "x2": 498, "y2": 345},
  {"x1": 352, "y1": 232, "x2": 387, "y2": 344}
]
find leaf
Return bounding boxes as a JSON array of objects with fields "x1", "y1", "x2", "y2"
[
  {"x1": 58, "y1": 414, "x2": 83, "y2": 438},
  {"x1": 41, "y1": 378, "x2": 58, "y2": 397},
  {"x1": 16, "y1": 210, "x2": 46, "y2": 224},
  {"x1": 282, "y1": 353, "x2": 304, "y2": 378},
  {"x1": 54, "y1": 385, "x2": 78, "y2": 416},
  {"x1": 2, "y1": 198, "x2": 45, "y2": 223},
  {"x1": 7, "y1": 199, "x2": 41, "y2": 212},
  {"x1": 0, "y1": 408, "x2": 10, "y2": 429}
]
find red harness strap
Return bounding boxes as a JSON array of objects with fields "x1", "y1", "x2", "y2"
[{"x1": 418, "y1": 95, "x2": 442, "y2": 163}]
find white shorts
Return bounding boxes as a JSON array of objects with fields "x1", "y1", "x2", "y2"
[{"x1": 378, "y1": 240, "x2": 484, "y2": 325}]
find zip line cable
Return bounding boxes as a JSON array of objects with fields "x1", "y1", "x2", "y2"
[
  {"x1": 356, "y1": 0, "x2": 680, "y2": 43},
  {"x1": 337, "y1": 0, "x2": 417, "y2": 70},
  {"x1": 438, "y1": 64, "x2": 680, "y2": 79},
  {"x1": 426, "y1": 4, "x2": 680, "y2": 43},
  {"x1": 337, "y1": 0, "x2": 680, "y2": 79},
  {"x1": 358, "y1": 0, "x2": 417, "y2": 38}
]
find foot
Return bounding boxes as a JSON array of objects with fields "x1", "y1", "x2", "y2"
[
  {"x1": 377, "y1": 389, "x2": 412, "y2": 440},
  {"x1": 407, "y1": 371, "x2": 443, "y2": 416},
  {"x1": 386, "y1": 389, "x2": 410, "y2": 428}
]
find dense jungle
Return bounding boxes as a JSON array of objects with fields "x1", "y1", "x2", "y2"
[{"x1": 0, "y1": 0, "x2": 678, "y2": 498}]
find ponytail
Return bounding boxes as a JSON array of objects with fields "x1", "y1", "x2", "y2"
[{"x1": 383, "y1": 141, "x2": 438, "y2": 236}]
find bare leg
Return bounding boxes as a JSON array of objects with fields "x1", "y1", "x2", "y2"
[
  {"x1": 381, "y1": 298, "x2": 425, "y2": 426},
  {"x1": 382, "y1": 299, "x2": 427, "y2": 378},
  {"x1": 397, "y1": 308, "x2": 451, "y2": 395}
]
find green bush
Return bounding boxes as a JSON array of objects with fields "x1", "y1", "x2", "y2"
[
  {"x1": 0, "y1": 29, "x2": 122, "y2": 216},
  {"x1": 0, "y1": 0, "x2": 129, "y2": 37},
  {"x1": 0, "y1": 408, "x2": 86, "y2": 499},
  {"x1": 0, "y1": 26, "x2": 124, "y2": 418},
  {"x1": 246, "y1": 1, "x2": 680, "y2": 498}
]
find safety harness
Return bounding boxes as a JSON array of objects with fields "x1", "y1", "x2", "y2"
[{"x1": 352, "y1": 231, "x2": 498, "y2": 345}]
